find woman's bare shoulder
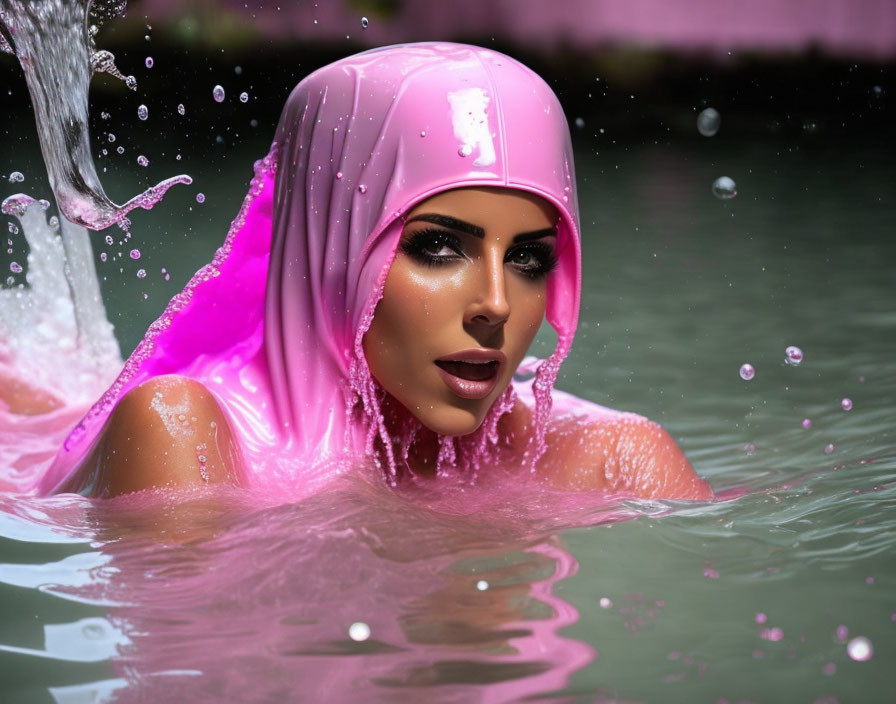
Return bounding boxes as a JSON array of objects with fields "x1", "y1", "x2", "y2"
[
  {"x1": 541, "y1": 409, "x2": 713, "y2": 500},
  {"x1": 63, "y1": 375, "x2": 243, "y2": 498}
]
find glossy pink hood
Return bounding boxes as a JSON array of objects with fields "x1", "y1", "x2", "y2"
[{"x1": 42, "y1": 43, "x2": 581, "y2": 494}]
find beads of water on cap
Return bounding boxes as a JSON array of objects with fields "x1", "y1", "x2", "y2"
[
  {"x1": 458, "y1": 144, "x2": 473, "y2": 157},
  {"x1": 348, "y1": 622, "x2": 370, "y2": 641},
  {"x1": 841, "y1": 397, "x2": 853, "y2": 411},
  {"x1": 847, "y1": 636, "x2": 873, "y2": 662},
  {"x1": 8, "y1": 171, "x2": 24, "y2": 183},
  {"x1": 213, "y1": 85, "x2": 225, "y2": 103},
  {"x1": 739, "y1": 363, "x2": 755, "y2": 381},
  {"x1": 697, "y1": 107, "x2": 721, "y2": 136},
  {"x1": 785, "y1": 345, "x2": 803, "y2": 365},
  {"x1": 712, "y1": 176, "x2": 737, "y2": 200},
  {"x1": 137, "y1": 104, "x2": 148, "y2": 120}
]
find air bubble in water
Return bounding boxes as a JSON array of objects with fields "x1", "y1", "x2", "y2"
[
  {"x1": 129, "y1": 249, "x2": 141, "y2": 260},
  {"x1": 136, "y1": 268, "x2": 146, "y2": 279},
  {"x1": 137, "y1": 105, "x2": 148, "y2": 120},
  {"x1": 348, "y1": 622, "x2": 370, "y2": 641},
  {"x1": 361, "y1": 16, "x2": 369, "y2": 29},
  {"x1": 697, "y1": 107, "x2": 721, "y2": 136},
  {"x1": 785, "y1": 345, "x2": 803, "y2": 365},
  {"x1": 145, "y1": 57, "x2": 154, "y2": 68},
  {"x1": 177, "y1": 103, "x2": 186, "y2": 115},
  {"x1": 137, "y1": 155, "x2": 149, "y2": 167},
  {"x1": 8, "y1": 171, "x2": 24, "y2": 183},
  {"x1": 841, "y1": 398, "x2": 853, "y2": 411},
  {"x1": 847, "y1": 636, "x2": 873, "y2": 661},
  {"x1": 458, "y1": 144, "x2": 473, "y2": 157},
  {"x1": 213, "y1": 85, "x2": 225, "y2": 103},
  {"x1": 739, "y1": 363, "x2": 755, "y2": 381},
  {"x1": 712, "y1": 176, "x2": 737, "y2": 200},
  {"x1": 196, "y1": 193, "x2": 206, "y2": 203},
  {"x1": 239, "y1": 92, "x2": 249, "y2": 103},
  {"x1": 9, "y1": 262, "x2": 22, "y2": 273}
]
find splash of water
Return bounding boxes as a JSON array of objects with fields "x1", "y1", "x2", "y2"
[{"x1": 0, "y1": 0, "x2": 191, "y2": 230}]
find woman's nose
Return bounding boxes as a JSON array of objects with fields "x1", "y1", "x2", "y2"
[{"x1": 464, "y1": 251, "x2": 511, "y2": 326}]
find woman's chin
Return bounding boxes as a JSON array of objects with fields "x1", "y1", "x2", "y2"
[{"x1": 412, "y1": 404, "x2": 487, "y2": 438}]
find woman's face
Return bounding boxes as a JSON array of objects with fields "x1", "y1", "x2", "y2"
[{"x1": 364, "y1": 187, "x2": 558, "y2": 436}]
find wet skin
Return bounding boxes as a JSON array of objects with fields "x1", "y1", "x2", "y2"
[{"x1": 61, "y1": 187, "x2": 712, "y2": 500}]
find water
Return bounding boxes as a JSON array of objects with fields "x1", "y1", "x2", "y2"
[
  {"x1": 2, "y1": 20, "x2": 896, "y2": 704},
  {"x1": 0, "y1": 0, "x2": 190, "y2": 230}
]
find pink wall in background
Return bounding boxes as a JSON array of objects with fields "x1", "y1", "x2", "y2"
[{"x1": 142, "y1": 0, "x2": 896, "y2": 58}]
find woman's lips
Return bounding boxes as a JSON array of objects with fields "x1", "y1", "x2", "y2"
[{"x1": 434, "y1": 350, "x2": 505, "y2": 400}]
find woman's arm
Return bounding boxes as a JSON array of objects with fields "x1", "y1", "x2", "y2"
[
  {"x1": 543, "y1": 412, "x2": 713, "y2": 500},
  {"x1": 62, "y1": 375, "x2": 243, "y2": 498}
]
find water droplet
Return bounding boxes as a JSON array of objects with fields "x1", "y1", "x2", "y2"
[
  {"x1": 104, "y1": 234, "x2": 114, "y2": 246},
  {"x1": 9, "y1": 261, "x2": 22, "y2": 273},
  {"x1": 100, "y1": 252, "x2": 107, "y2": 262},
  {"x1": 476, "y1": 580, "x2": 489, "y2": 591},
  {"x1": 197, "y1": 454, "x2": 207, "y2": 463},
  {"x1": 162, "y1": 268, "x2": 170, "y2": 281},
  {"x1": 744, "y1": 442, "x2": 757, "y2": 455},
  {"x1": 841, "y1": 397, "x2": 853, "y2": 411},
  {"x1": 784, "y1": 345, "x2": 803, "y2": 365},
  {"x1": 357, "y1": 184, "x2": 367, "y2": 194},
  {"x1": 599, "y1": 597, "x2": 613, "y2": 608},
  {"x1": 213, "y1": 85, "x2": 225, "y2": 103},
  {"x1": 137, "y1": 155, "x2": 149, "y2": 167},
  {"x1": 49, "y1": 216, "x2": 59, "y2": 231},
  {"x1": 177, "y1": 103, "x2": 186, "y2": 116},
  {"x1": 125, "y1": 75, "x2": 137, "y2": 90},
  {"x1": 137, "y1": 104, "x2": 148, "y2": 120},
  {"x1": 348, "y1": 622, "x2": 370, "y2": 641},
  {"x1": 361, "y1": 16, "x2": 369, "y2": 29},
  {"x1": 739, "y1": 363, "x2": 755, "y2": 381},
  {"x1": 129, "y1": 249, "x2": 141, "y2": 260},
  {"x1": 824, "y1": 443, "x2": 835, "y2": 455},
  {"x1": 196, "y1": 193, "x2": 205, "y2": 203},
  {"x1": 136, "y1": 269, "x2": 146, "y2": 279},
  {"x1": 712, "y1": 176, "x2": 737, "y2": 200},
  {"x1": 82, "y1": 623, "x2": 105, "y2": 639},
  {"x1": 8, "y1": 171, "x2": 24, "y2": 183},
  {"x1": 420, "y1": 130, "x2": 426, "y2": 137},
  {"x1": 239, "y1": 91, "x2": 249, "y2": 103},
  {"x1": 458, "y1": 144, "x2": 473, "y2": 157},
  {"x1": 697, "y1": 107, "x2": 721, "y2": 136},
  {"x1": 145, "y1": 56, "x2": 154, "y2": 68},
  {"x1": 575, "y1": 117, "x2": 585, "y2": 129},
  {"x1": 335, "y1": 171, "x2": 343, "y2": 179},
  {"x1": 802, "y1": 418, "x2": 812, "y2": 429},
  {"x1": 847, "y1": 636, "x2": 873, "y2": 661},
  {"x1": 7, "y1": 223, "x2": 18, "y2": 235},
  {"x1": 107, "y1": 133, "x2": 116, "y2": 143},
  {"x1": 101, "y1": 112, "x2": 110, "y2": 120},
  {"x1": 234, "y1": 65, "x2": 243, "y2": 75}
]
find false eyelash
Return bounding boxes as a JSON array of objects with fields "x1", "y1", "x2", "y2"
[{"x1": 507, "y1": 241, "x2": 559, "y2": 280}]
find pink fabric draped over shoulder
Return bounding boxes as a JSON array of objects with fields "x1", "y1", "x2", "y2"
[{"x1": 40, "y1": 42, "x2": 582, "y2": 495}]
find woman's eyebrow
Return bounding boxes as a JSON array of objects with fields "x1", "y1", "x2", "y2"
[
  {"x1": 405, "y1": 214, "x2": 557, "y2": 243},
  {"x1": 406, "y1": 214, "x2": 484, "y2": 237}
]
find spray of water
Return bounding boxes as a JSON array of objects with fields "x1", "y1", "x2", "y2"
[{"x1": 0, "y1": 0, "x2": 191, "y2": 230}]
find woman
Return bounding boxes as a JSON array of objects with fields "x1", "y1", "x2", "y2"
[{"x1": 41, "y1": 43, "x2": 711, "y2": 500}]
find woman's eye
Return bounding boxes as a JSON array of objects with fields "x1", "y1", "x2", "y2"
[
  {"x1": 400, "y1": 229, "x2": 462, "y2": 265},
  {"x1": 506, "y1": 243, "x2": 558, "y2": 278}
]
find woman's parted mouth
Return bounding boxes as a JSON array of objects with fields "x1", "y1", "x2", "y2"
[{"x1": 434, "y1": 350, "x2": 506, "y2": 400}]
